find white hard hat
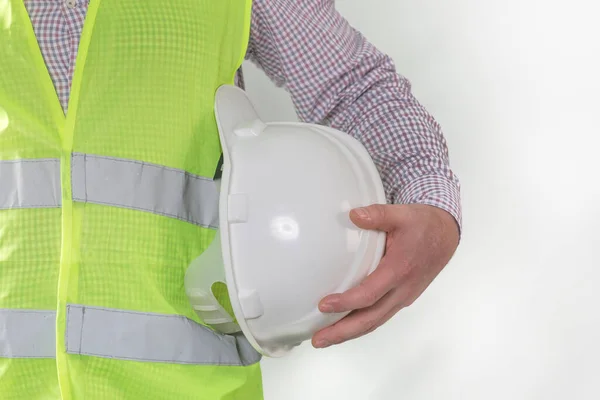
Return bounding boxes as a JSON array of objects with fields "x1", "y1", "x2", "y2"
[{"x1": 184, "y1": 85, "x2": 386, "y2": 357}]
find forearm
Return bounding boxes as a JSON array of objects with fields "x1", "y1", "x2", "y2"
[
  {"x1": 246, "y1": 0, "x2": 461, "y2": 230},
  {"x1": 325, "y1": 69, "x2": 462, "y2": 230}
]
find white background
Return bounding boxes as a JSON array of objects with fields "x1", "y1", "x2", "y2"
[{"x1": 242, "y1": 1, "x2": 600, "y2": 399}]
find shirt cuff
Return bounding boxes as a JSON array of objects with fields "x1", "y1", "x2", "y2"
[{"x1": 394, "y1": 174, "x2": 462, "y2": 236}]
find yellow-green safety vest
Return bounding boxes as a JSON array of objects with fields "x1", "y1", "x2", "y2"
[{"x1": 0, "y1": 0, "x2": 264, "y2": 398}]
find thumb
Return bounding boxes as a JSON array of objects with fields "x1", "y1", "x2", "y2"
[{"x1": 349, "y1": 204, "x2": 400, "y2": 232}]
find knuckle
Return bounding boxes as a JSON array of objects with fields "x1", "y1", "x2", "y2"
[
  {"x1": 371, "y1": 204, "x2": 387, "y2": 222},
  {"x1": 359, "y1": 287, "x2": 379, "y2": 306},
  {"x1": 403, "y1": 295, "x2": 417, "y2": 308},
  {"x1": 365, "y1": 324, "x2": 380, "y2": 335},
  {"x1": 360, "y1": 317, "x2": 378, "y2": 331},
  {"x1": 390, "y1": 258, "x2": 416, "y2": 284},
  {"x1": 330, "y1": 334, "x2": 347, "y2": 345},
  {"x1": 390, "y1": 265, "x2": 407, "y2": 285},
  {"x1": 396, "y1": 290, "x2": 416, "y2": 308}
]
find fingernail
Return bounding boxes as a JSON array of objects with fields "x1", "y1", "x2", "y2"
[
  {"x1": 320, "y1": 295, "x2": 340, "y2": 313},
  {"x1": 354, "y1": 207, "x2": 370, "y2": 220},
  {"x1": 320, "y1": 303, "x2": 335, "y2": 313},
  {"x1": 316, "y1": 340, "x2": 331, "y2": 348}
]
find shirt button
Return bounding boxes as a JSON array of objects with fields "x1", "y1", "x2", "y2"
[{"x1": 65, "y1": 0, "x2": 77, "y2": 9}]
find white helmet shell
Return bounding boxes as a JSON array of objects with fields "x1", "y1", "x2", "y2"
[{"x1": 185, "y1": 85, "x2": 386, "y2": 357}]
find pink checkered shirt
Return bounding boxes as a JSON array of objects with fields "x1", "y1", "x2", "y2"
[{"x1": 24, "y1": 0, "x2": 462, "y2": 229}]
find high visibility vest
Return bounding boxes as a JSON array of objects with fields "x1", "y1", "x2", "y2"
[{"x1": 0, "y1": 0, "x2": 263, "y2": 399}]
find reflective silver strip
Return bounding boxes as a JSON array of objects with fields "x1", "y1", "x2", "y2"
[
  {"x1": 65, "y1": 305, "x2": 260, "y2": 366},
  {"x1": 0, "y1": 309, "x2": 56, "y2": 358},
  {"x1": 0, "y1": 306, "x2": 261, "y2": 365},
  {"x1": 71, "y1": 153, "x2": 219, "y2": 228},
  {"x1": 0, "y1": 159, "x2": 61, "y2": 210}
]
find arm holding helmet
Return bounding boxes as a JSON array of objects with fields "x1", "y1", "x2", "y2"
[{"x1": 247, "y1": 0, "x2": 462, "y2": 348}]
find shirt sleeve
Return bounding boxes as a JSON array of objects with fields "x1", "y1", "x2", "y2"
[{"x1": 245, "y1": 0, "x2": 462, "y2": 231}]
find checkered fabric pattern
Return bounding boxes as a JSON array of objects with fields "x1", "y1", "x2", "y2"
[{"x1": 24, "y1": 0, "x2": 462, "y2": 229}]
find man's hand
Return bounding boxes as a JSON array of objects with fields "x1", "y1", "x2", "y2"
[{"x1": 312, "y1": 204, "x2": 460, "y2": 348}]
